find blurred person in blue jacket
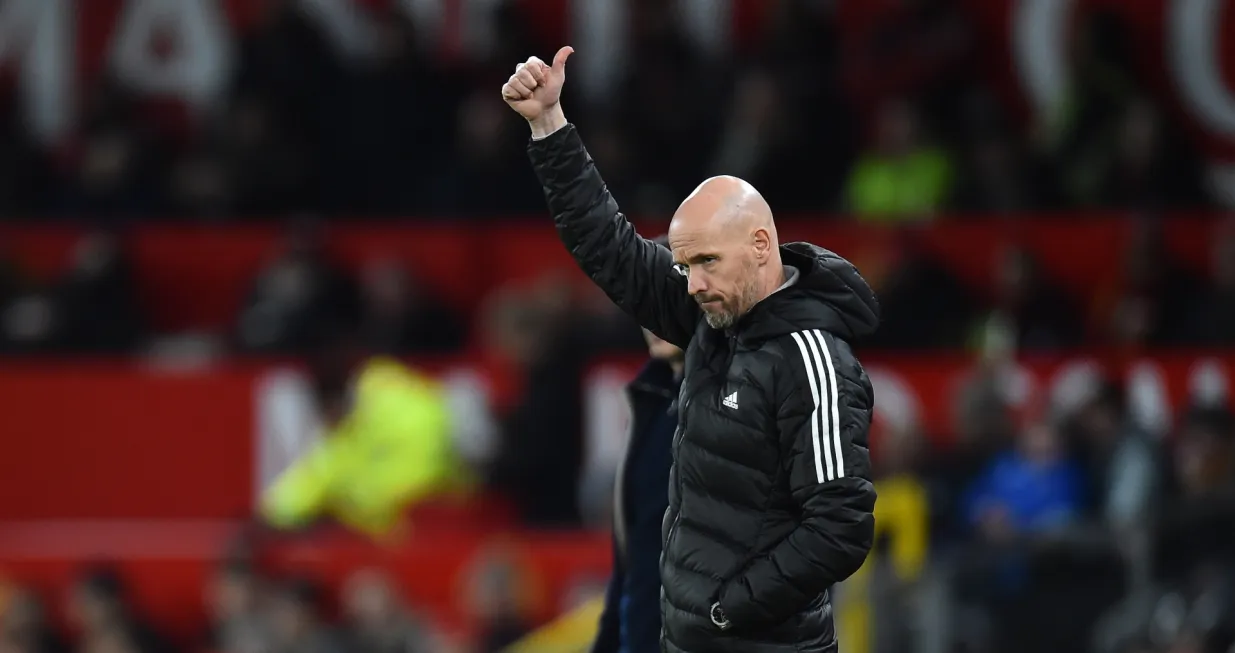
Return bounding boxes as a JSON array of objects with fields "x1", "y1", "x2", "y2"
[
  {"x1": 966, "y1": 419, "x2": 1085, "y2": 541},
  {"x1": 593, "y1": 252, "x2": 683, "y2": 653},
  {"x1": 960, "y1": 417, "x2": 1087, "y2": 614}
]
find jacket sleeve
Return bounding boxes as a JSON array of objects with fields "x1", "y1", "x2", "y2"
[
  {"x1": 527, "y1": 125, "x2": 699, "y2": 349},
  {"x1": 260, "y1": 439, "x2": 335, "y2": 530},
  {"x1": 718, "y1": 331, "x2": 877, "y2": 629}
]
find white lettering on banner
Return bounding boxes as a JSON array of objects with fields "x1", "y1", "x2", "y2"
[
  {"x1": 439, "y1": 367, "x2": 500, "y2": 467},
  {"x1": 298, "y1": 0, "x2": 377, "y2": 60},
  {"x1": 864, "y1": 365, "x2": 921, "y2": 435},
  {"x1": 1046, "y1": 359, "x2": 1104, "y2": 416},
  {"x1": 108, "y1": 0, "x2": 233, "y2": 114},
  {"x1": 459, "y1": 0, "x2": 502, "y2": 60},
  {"x1": 0, "y1": 0, "x2": 72, "y2": 144},
  {"x1": 395, "y1": 0, "x2": 502, "y2": 59},
  {"x1": 254, "y1": 370, "x2": 325, "y2": 503},
  {"x1": 571, "y1": 0, "x2": 626, "y2": 104},
  {"x1": 677, "y1": 0, "x2": 731, "y2": 59},
  {"x1": 1127, "y1": 361, "x2": 1172, "y2": 434},
  {"x1": 1189, "y1": 358, "x2": 1230, "y2": 406},
  {"x1": 400, "y1": 0, "x2": 446, "y2": 51},
  {"x1": 580, "y1": 367, "x2": 633, "y2": 525},
  {"x1": 1171, "y1": 0, "x2": 1235, "y2": 139},
  {"x1": 1011, "y1": 0, "x2": 1073, "y2": 125}
]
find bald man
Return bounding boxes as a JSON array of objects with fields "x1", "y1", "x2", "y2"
[{"x1": 504, "y1": 49, "x2": 880, "y2": 653}]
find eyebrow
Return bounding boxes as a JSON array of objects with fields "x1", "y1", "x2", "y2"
[{"x1": 678, "y1": 251, "x2": 719, "y2": 265}]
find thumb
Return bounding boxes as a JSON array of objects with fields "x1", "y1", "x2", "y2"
[{"x1": 552, "y1": 46, "x2": 574, "y2": 71}]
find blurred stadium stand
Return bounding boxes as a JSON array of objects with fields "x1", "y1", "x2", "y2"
[{"x1": 4, "y1": 1, "x2": 1235, "y2": 653}]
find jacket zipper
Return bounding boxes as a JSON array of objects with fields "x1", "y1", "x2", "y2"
[
  {"x1": 665, "y1": 405, "x2": 687, "y2": 558},
  {"x1": 667, "y1": 335, "x2": 735, "y2": 569}
]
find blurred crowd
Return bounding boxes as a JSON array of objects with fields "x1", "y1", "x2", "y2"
[
  {"x1": 0, "y1": 552, "x2": 553, "y2": 653},
  {"x1": 866, "y1": 352, "x2": 1235, "y2": 653},
  {"x1": 6, "y1": 215, "x2": 1235, "y2": 358},
  {"x1": 4, "y1": 0, "x2": 1235, "y2": 652},
  {"x1": 0, "y1": 0, "x2": 1219, "y2": 221}
]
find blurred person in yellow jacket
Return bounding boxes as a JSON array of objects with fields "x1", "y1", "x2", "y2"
[{"x1": 260, "y1": 334, "x2": 472, "y2": 540}]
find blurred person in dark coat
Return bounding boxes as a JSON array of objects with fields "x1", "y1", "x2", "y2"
[
  {"x1": 1, "y1": 587, "x2": 67, "y2": 653},
  {"x1": 357, "y1": 258, "x2": 465, "y2": 354},
  {"x1": 593, "y1": 264, "x2": 684, "y2": 653},
  {"x1": 1156, "y1": 405, "x2": 1235, "y2": 582},
  {"x1": 482, "y1": 278, "x2": 587, "y2": 527},
  {"x1": 268, "y1": 578, "x2": 345, "y2": 653},
  {"x1": 340, "y1": 569, "x2": 437, "y2": 653},
  {"x1": 233, "y1": 219, "x2": 361, "y2": 355},
  {"x1": 202, "y1": 559, "x2": 268, "y2": 653},
  {"x1": 65, "y1": 568, "x2": 171, "y2": 653},
  {"x1": 1, "y1": 231, "x2": 145, "y2": 354}
]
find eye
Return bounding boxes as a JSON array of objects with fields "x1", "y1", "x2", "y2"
[
  {"x1": 673, "y1": 263, "x2": 688, "y2": 277},
  {"x1": 701, "y1": 256, "x2": 718, "y2": 266}
]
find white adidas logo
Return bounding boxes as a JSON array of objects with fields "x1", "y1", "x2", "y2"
[{"x1": 722, "y1": 391, "x2": 739, "y2": 409}]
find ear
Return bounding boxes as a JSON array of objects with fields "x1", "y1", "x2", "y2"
[{"x1": 752, "y1": 227, "x2": 773, "y2": 261}]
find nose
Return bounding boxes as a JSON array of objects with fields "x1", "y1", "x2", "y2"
[{"x1": 687, "y1": 270, "x2": 708, "y2": 296}]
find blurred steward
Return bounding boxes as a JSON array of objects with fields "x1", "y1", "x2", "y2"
[{"x1": 260, "y1": 329, "x2": 473, "y2": 540}]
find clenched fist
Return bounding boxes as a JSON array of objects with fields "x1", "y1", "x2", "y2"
[{"x1": 503, "y1": 46, "x2": 573, "y2": 137}]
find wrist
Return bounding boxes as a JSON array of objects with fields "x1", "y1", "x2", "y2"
[{"x1": 529, "y1": 104, "x2": 567, "y2": 139}]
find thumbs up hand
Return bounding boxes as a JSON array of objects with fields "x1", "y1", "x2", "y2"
[{"x1": 502, "y1": 46, "x2": 574, "y2": 138}]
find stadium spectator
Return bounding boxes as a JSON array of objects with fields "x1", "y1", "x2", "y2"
[
  {"x1": 481, "y1": 277, "x2": 588, "y2": 527},
  {"x1": 233, "y1": 220, "x2": 361, "y2": 355},
  {"x1": 65, "y1": 568, "x2": 172, "y2": 653},
  {"x1": 266, "y1": 578, "x2": 344, "y2": 653},
  {"x1": 1093, "y1": 218, "x2": 1200, "y2": 348},
  {"x1": 965, "y1": 420, "x2": 1086, "y2": 546},
  {"x1": 970, "y1": 245, "x2": 1084, "y2": 352},
  {"x1": 862, "y1": 231, "x2": 977, "y2": 349},
  {"x1": 1182, "y1": 223, "x2": 1235, "y2": 345},
  {"x1": 846, "y1": 99, "x2": 954, "y2": 221},
  {"x1": 463, "y1": 546, "x2": 536, "y2": 652},
  {"x1": 1156, "y1": 406, "x2": 1235, "y2": 584},
  {"x1": 202, "y1": 560, "x2": 268, "y2": 653},
  {"x1": 1067, "y1": 381, "x2": 1161, "y2": 532},
  {"x1": 1, "y1": 587, "x2": 66, "y2": 653},
  {"x1": 339, "y1": 569, "x2": 437, "y2": 653},
  {"x1": 357, "y1": 257, "x2": 465, "y2": 354}
]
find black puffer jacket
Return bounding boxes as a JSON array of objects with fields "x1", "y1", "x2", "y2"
[{"x1": 529, "y1": 125, "x2": 879, "y2": 653}]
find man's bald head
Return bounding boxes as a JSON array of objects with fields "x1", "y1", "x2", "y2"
[
  {"x1": 666, "y1": 176, "x2": 785, "y2": 329},
  {"x1": 671, "y1": 176, "x2": 776, "y2": 241}
]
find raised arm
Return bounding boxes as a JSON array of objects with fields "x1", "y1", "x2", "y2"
[{"x1": 503, "y1": 48, "x2": 700, "y2": 348}]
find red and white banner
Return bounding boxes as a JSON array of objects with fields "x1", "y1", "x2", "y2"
[
  {"x1": 7, "y1": 0, "x2": 1235, "y2": 164},
  {"x1": 956, "y1": 0, "x2": 1235, "y2": 165},
  {"x1": 0, "y1": 0, "x2": 772, "y2": 145},
  {"x1": 0, "y1": 352, "x2": 1230, "y2": 521}
]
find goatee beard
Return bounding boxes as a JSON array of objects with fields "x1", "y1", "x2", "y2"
[{"x1": 705, "y1": 311, "x2": 736, "y2": 330}]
